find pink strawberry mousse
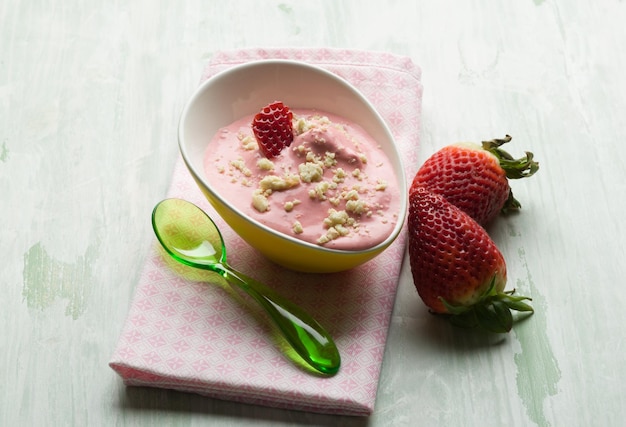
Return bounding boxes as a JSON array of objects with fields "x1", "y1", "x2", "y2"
[{"x1": 203, "y1": 110, "x2": 401, "y2": 251}]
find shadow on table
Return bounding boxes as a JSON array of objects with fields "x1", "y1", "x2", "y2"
[
  {"x1": 118, "y1": 386, "x2": 372, "y2": 426},
  {"x1": 407, "y1": 302, "x2": 535, "y2": 353}
]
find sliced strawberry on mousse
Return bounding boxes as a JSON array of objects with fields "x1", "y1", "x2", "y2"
[{"x1": 251, "y1": 101, "x2": 294, "y2": 158}]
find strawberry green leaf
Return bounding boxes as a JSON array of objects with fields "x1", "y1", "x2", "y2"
[
  {"x1": 439, "y1": 277, "x2": 534, "y2": 333},
  {"x1": 500, "y1": 292, "x2": 534, "y2": 312},
  {"x1": 472, "y1": 300, "x2": 512, "y2": 333},
  {"x1": 482, "y1": 135, "x2": 539, "y2": 180},
  {"x1": 493, "y1": 300, "x2": 514, "y2": 332},
  {"x1": 501, "y1": 189, "x2": 522, "y2": 214},
  {"x1": 440, "y1": 297, "x2": 472, "y2": 316}
]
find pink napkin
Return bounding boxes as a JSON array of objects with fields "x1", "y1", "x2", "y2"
[{"x1": 109, "y1": 48, "x2": 422, "y2": 416}]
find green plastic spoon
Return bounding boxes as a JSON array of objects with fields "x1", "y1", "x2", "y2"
[{"x1": 151, "y1": 198, "x2": 340, "y2": 375}]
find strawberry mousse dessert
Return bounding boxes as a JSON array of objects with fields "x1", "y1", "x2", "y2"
[{"x1": 203, "y1": 101, "x2": 402, "y2": 251}]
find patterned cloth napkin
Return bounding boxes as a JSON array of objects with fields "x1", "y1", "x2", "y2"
[{"x1": 110, "y1": 48, "x2": 422, "y2": 416}]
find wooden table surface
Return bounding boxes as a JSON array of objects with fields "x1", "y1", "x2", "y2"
[{"x1": 2, "y1": 1, "x2": 625, "y2": 426}]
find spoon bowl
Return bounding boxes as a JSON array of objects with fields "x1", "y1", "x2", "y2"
[{"x1": 152, "y1": 198, "x2": 341, "y2": 375}]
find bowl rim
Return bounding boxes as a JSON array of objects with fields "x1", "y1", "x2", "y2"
[{"x1": 178, "y1": 59, "x2": 407, "y2": 256}]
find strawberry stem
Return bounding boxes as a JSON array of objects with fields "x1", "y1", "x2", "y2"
[
  {"x1": 482, "y1": 135, "x2": 540, "y2": 180},
  {"x1": 439, "y1": 277, "x2": 534, "y2": 333}
]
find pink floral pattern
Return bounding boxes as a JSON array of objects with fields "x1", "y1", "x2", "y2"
[{"x1": 110, "y1": 48, "x2": 422, "y2": 416}]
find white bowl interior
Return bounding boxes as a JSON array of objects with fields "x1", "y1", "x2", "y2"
[{"x1": 179, "y1": 60, "x2": 406, "y2": 252}]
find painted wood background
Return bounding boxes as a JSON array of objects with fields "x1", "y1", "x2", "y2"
[{"x1": 2, "y1": 1, "x2": 625, "y2": 426}]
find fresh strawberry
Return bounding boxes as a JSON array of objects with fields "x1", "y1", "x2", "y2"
[
  {"x1": 251, "y1": 101, "x2": 294, "y2": 158},
  {"x1": 408, "y1": 186, "x2": 533, "y2": 332},
  {"x1": 410, "y1": 135, "x2": 539, "y2": 225}
]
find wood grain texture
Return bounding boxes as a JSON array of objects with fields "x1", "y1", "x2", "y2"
[{"x1": 2, "y1": 0, "x2": 625, "y2": 426}]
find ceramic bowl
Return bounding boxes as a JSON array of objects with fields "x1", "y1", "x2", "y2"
[{"x1": 178, "y1": 59, "x2": 406, "y2": 273}]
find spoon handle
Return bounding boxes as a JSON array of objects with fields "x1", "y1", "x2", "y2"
[{"x1": 217, "y1": 264, "x2": 340, "y2": 375}]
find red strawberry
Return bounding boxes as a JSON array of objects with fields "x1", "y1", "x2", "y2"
[
  {"x1": 410, "y1": 135, "x2": 539, "y2": 225},
  {"x1": 251, "y1": 101, "x2": 294, "y2": 158},
  {"x1": 408, "y1": 186, "x2": 533, "y2": 332}
]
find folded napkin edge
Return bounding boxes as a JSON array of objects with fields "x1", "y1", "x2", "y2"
[{"x1": 110, "y1": 361, "x2": 372, "y2": 416}]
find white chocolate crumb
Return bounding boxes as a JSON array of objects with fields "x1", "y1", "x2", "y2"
[
  {"x1": 317, "y1": 115, "x2": 331, "y2": 126},
  {"x1": 259, "y1": 174, "x2": 300, "y2": 192},
  {"x1": 343, "y1": 189, "x2": 359, "y2": 201},
  {"x1": 257, "y1": 158, "x2": 275, "y2": 171},
  {"x1": 230, "y1": 158, "x2": 252, "y2": 177},
  {"x1": 323, "y1": 209, "x2": 349, "y2": 228},
  {"x1": 317, "y1": 227, "x2": 340, "y2": 245},
  {"x1": 305, "y1": 151, "x2": 320, "y2": 163},
  {"x1": 239, "y1": 134, "x2": 258, "y2": 151},
  {"x1": 335, "y1": 224, "x2": 350, "y2": 236},
  {"x1": 299, "y1": 162, "x2": 324, "y2": 183},
  {"x1": 252, "y1": 190, "x2": 270, "y2": 213},
  {"x1": 346, "y1": 199, "x2": 368, "y2": 215},
  {"x1": 292, "y1": 220, "x2": 303, "y2": 234},
  {"x1": 284, "y1": 199, "x2": 301, "y2": 212},
  {"x1": 309, "y1": 181, "x2": 330, "y2": 201},
  {"x1": 317, "y1": 223, "x2": 350, "y2": 245},
  {"x1": 294, "y1": 117, "x2": 311, "y2": 135},
  {"x1": 324, "y1": 152, "x2": 337, "y2": 168},
  {"x1": 333, "y1": 168, "x2": 347, "y2": 183}
]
